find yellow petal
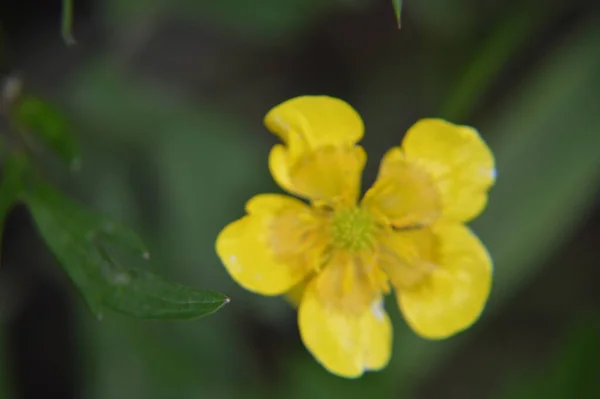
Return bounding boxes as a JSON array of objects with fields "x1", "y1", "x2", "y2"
[
  {"x1": 378, "y1": 228, "x2": 437, "y2": 291},
  {"x1": 299, "y1": 253, "x2": 392, "y2": 377},
  {"x1": 362, "y1": 153, "x2": 442, "y2": 228},
  {"x1": 269, "y1": 144, "x2": 366, "y2": 204},
  {"x1": 216, "y1": 194, "x2": 326, "y2": 295},
  {"x1": 269, "y1": 144, "x2": 294, "y2": 194},
  {"x1": 391, "y1": 224, "x2": 492, "y2": 339},
  {"x1": 400, "y1": 118, "x2": 496, "y2": 222},
  {"x1": 264, "y1": 96, "x2": 364, "y2": 157}
]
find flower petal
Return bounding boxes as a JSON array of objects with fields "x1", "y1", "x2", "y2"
[
  {"x1": 378, "y1": 227, "x2": 438, "y2": 291},
  {"x1": 362, "y1": 152, "x2": 442, "y2": 228},
  {"x1": 389, "y1": 223, "x2": 492, "y2": 339},
  {"x1": 264, "y1": 96, "x2": 364, "y2": 156},
  {"x1": 216, "y1": 194, "x2": 326, "y2": 295},
  {"x1": 298, "y1": 251, "x2": 391, "y2": 378},
  {"x1": 269, "y1": 145, "x2": 366, "y2": 204},
  {"x1": 400, "y1": 118, "x2": 496, "y2": 222}
]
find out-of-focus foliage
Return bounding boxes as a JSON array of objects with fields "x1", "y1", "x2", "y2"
[
  {"x1": 108, "y1": 0, "x2": 374, "y2": 42},
  {"x1": 497, "y1": 318, "x2": 600, "y2": 399},
  {"x1": 1, "y1": 0, "x2": 599, "y2": 398},
  {"x1": 0, "y1": 155, "x2": 27, "y2": 250},
  {"x1": 0, "y1": 330, "x2": 5, "y2": 396},
  {"x1": 475, "y1": 17, "x2": 600, "y2": 305}
]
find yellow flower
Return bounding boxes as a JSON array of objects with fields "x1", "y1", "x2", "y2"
[{"x1": 216, "y1": 96, "x2": 495, "y2": 378}]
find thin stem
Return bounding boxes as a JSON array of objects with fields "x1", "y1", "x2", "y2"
[{"x1": 61, "y1": 0, "x2": 77, "y2": 46}]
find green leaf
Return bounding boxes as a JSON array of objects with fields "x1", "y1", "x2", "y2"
[
  {"x1": 103, "y1": 268, "x2": 229, "y2": 320},
  {"x1": 26, "y1": 186, "x2": 105, "y2": 315},
  {"x1": 392, "y1": 0, "x2": 402, "y2": 28},
  {"x1": 25, "y1": 182, "x2": 229, "y2": 320},
  {"x1": 13, "y1": 96, "x2": 80, "y2": 169},
  {"x1": 32, "y1": 182, "x2": 150, "y2": 259}
]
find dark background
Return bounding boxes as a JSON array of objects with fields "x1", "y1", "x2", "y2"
[{"x1": 1, "y1": 0, "x2": 600, "y2": 398}]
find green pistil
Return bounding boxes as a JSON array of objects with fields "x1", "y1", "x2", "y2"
[{"x1": 331, "y1": 207, "x2": 376, "y2": 251}]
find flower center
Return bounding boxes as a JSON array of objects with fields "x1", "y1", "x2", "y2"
[{"x1": 330, "y1": 207, "x2": 376, "y2": 251}]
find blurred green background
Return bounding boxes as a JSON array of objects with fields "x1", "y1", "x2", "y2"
[{"x1": 1, "y1": 0, "x2": 600, "y2": 398}]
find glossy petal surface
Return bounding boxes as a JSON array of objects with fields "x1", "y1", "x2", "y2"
[
  {"x1": 299, "y1": 252, "x2": 391, "y2": 377},
  {"x1": 264, "y1": 96, "x2": 364, "y2": 156},
  {"x1": 363, "y1": 154, "x2": 441, "y2": 228},
  {"x1": 270, "y1": 145, "x2": 366, "y2": 203},
  {"x1": 216, "y1": 194, "x2": 325, "y2": 295},
  {"x1": 388, "y1": 119, "x2": 495, "y2": 222},
  {"x1": 395, "y1": 223, "x2": 492, "y2": 339}
]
